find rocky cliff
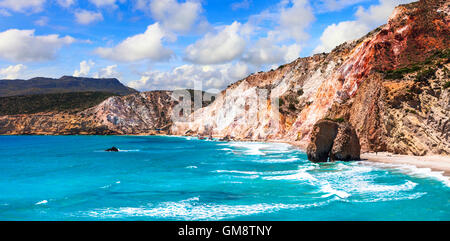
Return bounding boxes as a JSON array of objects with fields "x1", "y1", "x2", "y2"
[
  {"x1": 0, "y1": 91, "x2": 176, "y2": 135},
  {"x1": 172, "y1": 0, "x2": 450, "y2": 156}
]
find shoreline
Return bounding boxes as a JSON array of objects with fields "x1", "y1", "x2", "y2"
[
  {"x1": 2, "y1": 134, "x2": 450, "y2": 177},
  {"x1": 360, "y1": 152, "x2": 450, "y2": 177},
  {"x1": 173, "y1": 136, "x2": 450, "y2": 177}
]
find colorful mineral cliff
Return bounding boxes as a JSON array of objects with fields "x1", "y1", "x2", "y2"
[{"x1": 172, "y1": 0, "x2": 450, "y2": 156}]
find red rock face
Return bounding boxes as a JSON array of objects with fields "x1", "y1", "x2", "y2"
[{"x1": 173, "y1": 0, "x2": 450, "y2": 155}]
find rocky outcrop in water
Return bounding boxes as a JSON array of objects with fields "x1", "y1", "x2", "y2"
[
  {"x1": 307, "y1": 119, "x2": 360, "y2": 162},
  {"x1": 306, "y1": 120, "x2": 339, "y2": 162},
  {"x1": 105, "y1": 147, "x2": 119, "y2": 152},
  {"x1": 330, "y1": 122, "x2": 361, "y2": 161},
  {"x1": 172, "y1": 0, "x2": 450, "y2": 156}
]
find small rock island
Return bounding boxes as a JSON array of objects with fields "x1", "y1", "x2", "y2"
[{"x1": 105, "y1": 147, "x2": 119, "y2": 152}]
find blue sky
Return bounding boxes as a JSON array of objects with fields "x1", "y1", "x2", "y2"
[{"x1": 0, "y1": 0, "x2": 414, "y2": 92}]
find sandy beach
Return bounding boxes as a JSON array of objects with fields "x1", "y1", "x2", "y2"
[{"x1": 361, "y1": 152, "x2": 450, "y2": 176}]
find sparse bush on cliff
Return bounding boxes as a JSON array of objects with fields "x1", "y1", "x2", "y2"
[
  {"x1": 444, "y1": 81, "x2": 450, "y2": 89},
  {"x1": 384, "y1": 65, "x2": 421, "y2": 79},
  {"x1": 415, "y1": 68, "x2": 436, "y2": 82},
  {"x1": 0, "y1": 92, "x2": 117, "y2": 115}
]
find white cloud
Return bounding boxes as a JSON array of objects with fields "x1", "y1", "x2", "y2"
[
  {"x1": 34, "y1": 16, "x2": 49, "y2": 26},
  {"x1": 243, "y1": 38, "x2": 301, "y2": 66},
  {"x1": 0, "y1": 9, "x2": 10, "y2": 16},
  {"x1": 89, "y1": 0, "x2": 124, "y2": 8},
  {"x1": 355, "y1": 0, "x2": 412, "y2": 25},
  {"x1": 75, "y1": 9, "x2": 103, "y2": 25},
  {"x1": 73, "y1": 60, "x2": 94, "y2": 77},
  {"x1": 95, "y1": 23, "x2": 173, "y2": 62},
  {"x1": 93, "y1": 65, "x2": 120, "y2": 78},
  {"x1": 0, "y1": 0, "x2": 46, "y2": 13},
  {"x1": 314, "y1": 0, "x2": 415, "y2": 53},
  {"x1": 313, "y1": 21, "x2": 371, "y2": 53},
  {"x1": 314, "y1": 0, "x2": 369, "y2": 12},
  {"x1": 128, "y1": 62, "x2": 251, "y2": 91},
  {"x1": 185, "y1": 21, "x2": 246, "y2": 65},
  {"x1": 0, "y1": 64, "x2": 27, "y2": 79},
  {"x1": 136, "y1": 0, "x2": 203, "y2": 33},
  {"x1": 278, "y1": 0, "x2": 315, "y2": 42},
  {"x1": 57, "y1": 0, "x2": 75, "y2": 8},
  {"x1": 231, "y1": 0, "x2": 251, "y2": 10},
  {"x1": 0, "y1": 29, "x2": 75, "y2": 62}
]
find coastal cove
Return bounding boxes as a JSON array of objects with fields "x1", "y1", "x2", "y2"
[{"x1": 0, "y1": 135, "x2": 448, "y2": 221}]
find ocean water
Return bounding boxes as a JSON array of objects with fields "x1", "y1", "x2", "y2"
[{"x1": 0, "y1": 135, "x2": 449, "y2": 221}]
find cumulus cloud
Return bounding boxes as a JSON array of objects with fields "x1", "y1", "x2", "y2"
[
  {"x1": 128, "y1": 62, "x2": 251, "y2": 91},
  {"x1": 313, "y1": 21, "x2": 371, "y2": 53},
  {"x1": 278, "y1": 0, "x2": 315, "y2": 42},
  {"x1": 0, "y1": 64, "x2": 27, "y2": 79},
  {"x1": 0, "y1": 0, "x2": 46, "y2": 13},
  {"x1": 73, "y1": 60, "x2": 94, "y2": 77},
  {"x1": 243, "y1": 38, "x2": 301, "y2": 66},
  {"x1": 0, "y1": 29, "x2": 75, "y2": 62},
  {"x1": 185, "y1": 22, "x2": 246, "y2": 65},
  {"x1": 75, "y1": 9, "x2": 103, "y2": 25},
  {"x1": 314, "y1": 0, "x2": 415, "y2": 53},
  {"x1": 95, "y1": 23, "x2": 173, "y2": 62},
  {"x1": 93, "y1": 65, "x2": 120, "y2": 78},
  {"x1": 57, "y1": 0, "x2": 75, "y2": 8},
  {"x1": 136, "y1": 0, "x2": 204, "y2": 33}
]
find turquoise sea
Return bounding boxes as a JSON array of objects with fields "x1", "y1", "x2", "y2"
[{"x1": 0, "y1": 135, "x2": 449, "y2": 220}]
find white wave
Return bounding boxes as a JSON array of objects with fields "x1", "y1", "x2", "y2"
[
  {"x1": 253, "y1": 157, "x2": 300, "y2": 163},
  {"x1": 118, "y1": 149, "x2": 140, "y2": 152},
  {"x1": 186, "y1": 166, "x2": 198, "y2": 169},
  {"x1": 348, "y1": 192, "x2": 427, "y2": 203},
  {"x1": 262, "y1": 166, "x2": 317, "y2": 182},
  {"x1": 232, "y1": 175, "x2": 260, "y2": 179},
  {"x1": 355, "y1": 180, "x2": 417, "y2": 193},
  {"x1": 361, "y1": 161, "x2": 450, "y2": 187},
  {"x1": 263, "y1": 172, "x2": 317, "y2": 182},
  {"x1": 35, "y1": 200, "x2": 48, "y2": 205},
  {"x1": 264, "y1": 170, "x2": 299, "y2": 175},
  {"x1": 101, "y1": 180, "x2": 121, "y2": 189},
  {"x1": 84, "y1": 196, "x2": 336, "y2": 220},
  {"x1": 213, "y1": 170, "x2": 261, "y2": 175},
  {"x1": 219, "y1": 142, "x2": 294, "y2": 156},
  {"x1": 100, "y1": 184, "x2": 112, "y2": 189},
  {"x1": 320, "y1": 184, "x2": 351, "y2": 199}
]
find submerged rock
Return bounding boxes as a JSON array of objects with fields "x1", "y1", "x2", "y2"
[
  {"x1": 307, "y1": 119, "x2": 360, "y2": 162},
  {"x1": 105, "y1": 147, "x2": 119, "y2": 152}
]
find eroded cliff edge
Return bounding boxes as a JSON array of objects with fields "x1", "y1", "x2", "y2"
[{"x1": 172, "y1": 0, "x2": 450, "y2": 156}]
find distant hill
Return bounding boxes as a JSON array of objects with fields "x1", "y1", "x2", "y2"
[
  {"x1": 0, "y1": 76, "x2": 137, "y2": 97},
  {"x1": 0, "y1": 92, "x2": 118, "y2": 115}
]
